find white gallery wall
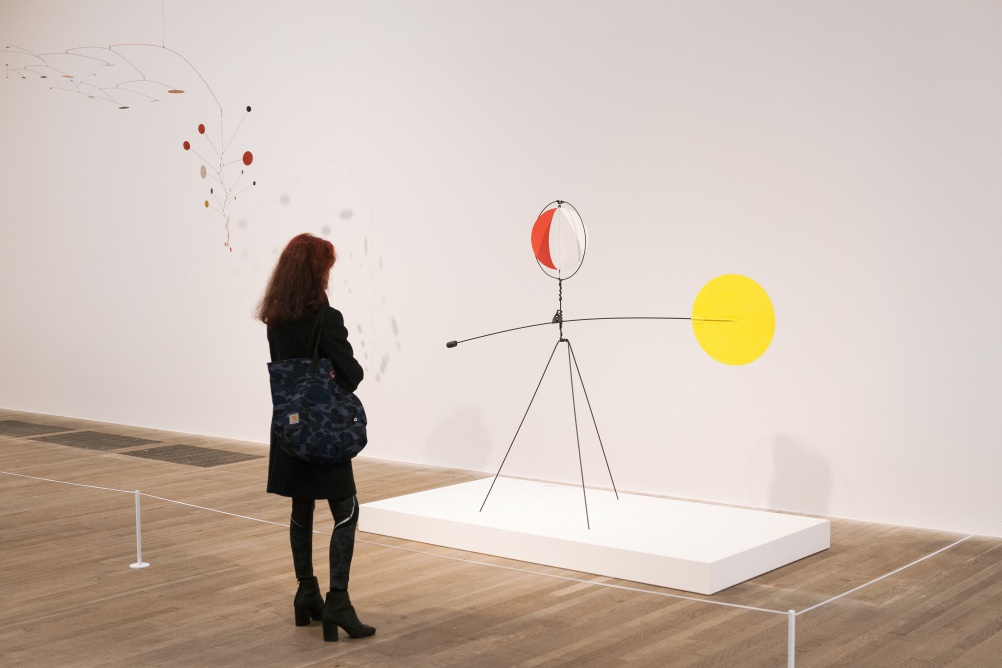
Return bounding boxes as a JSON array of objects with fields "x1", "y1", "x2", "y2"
[{"x1": 2, "y1": 0, "x2": 1000, "y2": 535}]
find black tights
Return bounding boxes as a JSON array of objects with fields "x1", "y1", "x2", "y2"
[{"x1": 289, "y1": 495, "x2": 358, "y2": 591}]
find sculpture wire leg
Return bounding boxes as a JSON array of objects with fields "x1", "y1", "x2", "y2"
[
  {"x1": 566, "y1": 341, "x2": 590, "y2": 529},
  {"x1": 480, "y1": 339, "x2": 563, "y2": 512},
  {"x1": 567, "y1": 341, "x2": 619, "y2": 499}
]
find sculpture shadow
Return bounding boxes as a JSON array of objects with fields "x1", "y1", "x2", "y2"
[{"x1": 768, "y1": 432, "x2": 833, "y2": 517}]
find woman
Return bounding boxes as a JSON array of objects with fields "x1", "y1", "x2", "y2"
[{"x1": 257, "y1": 233, "x2": 375, "y2": 642}]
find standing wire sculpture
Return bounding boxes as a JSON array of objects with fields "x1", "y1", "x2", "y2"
[{"x1": 447, "y1": 201, "x2": 776, "y2": 529}]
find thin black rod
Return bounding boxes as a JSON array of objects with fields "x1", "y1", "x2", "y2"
[
  {"x1": 480, "y1": 339, "x2": 562, "y2": 513},
  {"x1": 557, "y1": 278, "x2": 564, "y2": 339},
  {"x1": 447, "y1": 315, "x2": 732, "y2": 348},
  {"x1": 565, "y1": 316, "x2": 731, "y2": 323},
  {"x1": 451, "y1": 320, "x2": 554, "y2": 346},
  {"x1": 567, "y1": 340, "x2": 619, "y2": 500},
  {"x1": 566, "y1": 340, "x2": 591, "y2": 530}
]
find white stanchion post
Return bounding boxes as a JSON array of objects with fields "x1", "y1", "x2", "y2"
[
  {"x1": 130, "y1": 490, "x2": 150, "y2": 569},
  {"x1": 788, "y1": 610, "x2": 796, "y2": 667}
]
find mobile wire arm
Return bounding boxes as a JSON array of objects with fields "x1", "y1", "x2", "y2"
[{"x1": 445, "y1": 315, "x2": 733, "y2": 348}]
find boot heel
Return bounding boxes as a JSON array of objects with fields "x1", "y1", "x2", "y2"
[
  {"x1": 293, "y1": 576, "x2": 324, "y2": 626},
  {"x1": 323, "y1": 590, "x2": 375, "y2": 639},
  {"x1": 295, "y1": 607, "x2": 313, "y2": 627}
]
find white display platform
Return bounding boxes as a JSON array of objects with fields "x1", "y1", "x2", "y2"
[{"x1": 360, "y1": 477, "x2": 830, "y2": 595}]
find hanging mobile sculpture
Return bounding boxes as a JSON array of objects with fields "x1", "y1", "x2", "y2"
[
  {"x1": 180, "y1": 103, "x2": 257, "y2": 251},
  {"x1": 447, "y1": 201, "x2": 776, "y2": 529},
  {"x1": 4, "y1": 42, "x2": 257, "y2": 251}
]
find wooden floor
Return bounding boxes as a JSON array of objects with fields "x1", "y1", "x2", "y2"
[{"x1": 1, "y1": 409, "x2": 1000, "y2": 667}]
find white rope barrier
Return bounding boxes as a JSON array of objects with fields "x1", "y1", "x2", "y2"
[
  {"x1": 0, "y1": 470, "x2": 134, "y2": 494},
  {"x1": 139, "y1": 493, "x2": 289, "y2": 529},
  {"x1": 140, "y1": 485, "x2": 791, "y2": 615},
  {"x1": 5, "y1": 466, "x2": 1000, "y2": 667},
  {"x1": 795, "y1": 516, "x2": 1002, "y2": 617},
  {"x1": 0, "y1": 469, "x2": 788, "y2": 615}
]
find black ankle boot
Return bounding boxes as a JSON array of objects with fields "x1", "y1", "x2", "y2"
[
  {"x1": 322, "y1": 590, "x2": 375, "y2": 641},
  {"x1": 293, "y1": 576, "x2": 325, "y2": 626}
]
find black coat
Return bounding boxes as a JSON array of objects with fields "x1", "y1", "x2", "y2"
[{"x1": 266, "y1": 299, "x2": 364, "y2": 499}]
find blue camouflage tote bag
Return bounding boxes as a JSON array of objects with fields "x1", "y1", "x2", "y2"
[{"x1": 268, "y1": 310, "x2": 367, "y2": 464}]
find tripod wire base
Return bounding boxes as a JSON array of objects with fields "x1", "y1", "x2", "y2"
[{"x1": 480, "y1": 337, "x2": 619, "y2": 530}]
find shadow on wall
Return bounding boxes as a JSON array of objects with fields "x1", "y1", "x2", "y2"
[
  {"x1": 425, "y1": 405, "x2": 493, "y2": 473},
  {"x1": 769, "y1": 432, "x2": 833, "y2": 516}
]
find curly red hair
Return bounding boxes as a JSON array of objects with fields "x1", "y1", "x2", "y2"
[{"x1": 257, "y1": 233, "x2": 336, "y2": 326}]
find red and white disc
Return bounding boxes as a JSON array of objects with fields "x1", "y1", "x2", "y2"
[{"x1": 530, "y1": 201, "x2": 587, "y2": 279}]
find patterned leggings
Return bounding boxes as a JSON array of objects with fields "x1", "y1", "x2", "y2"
[{"x1": 289, "y1": 495, "x2": 358, "y2": 591}]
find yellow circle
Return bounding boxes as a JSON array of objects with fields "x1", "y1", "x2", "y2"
[{"x1": 692, "y1": 274, "x2": 775, "y2": 365}]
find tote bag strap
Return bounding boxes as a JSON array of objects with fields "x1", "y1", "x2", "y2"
[{"x1": 306, "y1": 308, "x2": 327, "y2": 373}]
